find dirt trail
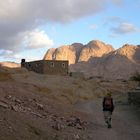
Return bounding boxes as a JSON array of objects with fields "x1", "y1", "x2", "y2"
[{"x1": 75, "y1": 99, "x2": 140, "y2": 140}]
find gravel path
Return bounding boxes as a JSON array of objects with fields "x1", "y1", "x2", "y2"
[{"x1": 76, "y1": 99, "x2": 140, "y2": 140}]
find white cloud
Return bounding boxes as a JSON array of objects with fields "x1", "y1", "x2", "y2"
[
  {"x1": 0, "y1": 28, "x2": 54, "y2": 61},
  {"x1": 24, "y1": 29, "x2": 54, "y2": 49},
  {"x1": 4, "y1": 50, "x2": 13, "y2": 55},
  {"x1": 12, "y1": 54, "x2": 41, "y2": 63},
  {"x1": 0, "y1": 50, "x2": 18, "y2": 61},
  {"x1": 111, "y1": 22, "x2": 139, "y2": 34}
]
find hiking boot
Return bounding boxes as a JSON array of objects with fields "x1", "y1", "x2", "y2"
[{"x1": 108, "y1": 124, "x2": 112, "y2": 128}]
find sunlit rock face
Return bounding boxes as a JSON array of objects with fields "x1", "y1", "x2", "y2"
[
  {"x1": 115, "y1": 44, "x2": 140, "y2": 64},
  {"x1": 43, "y1": 48, "x2": 56, "y2": 60},
  {"x1": 44, "y1": 43, "x2": 83, "y2": 65},
  {"x1": 78, "y1": 40, "x2": 114, "y2": 62}
]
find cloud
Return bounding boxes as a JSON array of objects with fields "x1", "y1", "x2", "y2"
[
  {"x1": 0, "y1": 50, "x2": 18, "y2": 62},
  {"x1": 24, "y1": 29, "x2": 54, "y2": 49},
  {"x1": 0, "y1": 28, "x2": 53, "y2": 52},
  {"x1": 111, "y1": 22, "x2": 139, "y2": 34},
  {"x1": 0, "y1": 29, "x2": 54, "y2": 62},
  {"x1": 0, "y1": 50, "x2": 11, "y2": 55},
  {"x1": 0, "y1": 0, "x2": 112, "y2": 23},
  {"x1": 0, "y1": 0, "x2": 124, "y2": 60},
  {"x1": 105, "y1": 16, "x2": 140, "y2": 37}
]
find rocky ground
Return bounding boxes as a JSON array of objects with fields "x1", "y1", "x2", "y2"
[{"x1": 0, "y1": 67, "x2": 139, "y2": 140}]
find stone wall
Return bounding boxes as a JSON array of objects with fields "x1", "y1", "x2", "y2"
[
  {"x1": 69, "y1": 72, "x2": 84, "y2": 79},
  {"x1": 128, "y1": 87, "x2": 140, "y2": 105},
  {"x1": 43, "y1": 60, "x2": 69, "y2": 75},
  {"x1": 21, "y1": 60, "x2": 69, "y2": 75},
  {"x1": 22, "y1": 60, "x2": 44, "y2": 73}
]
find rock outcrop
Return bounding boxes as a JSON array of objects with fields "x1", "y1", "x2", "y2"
[
  {"x1": 78, "y1": 40, "x2": 114, "y2": 62},
  {"x1": 44, "y1": 43, "x2": 83, "y2": 65},
  {"x1": 43, "y1": 48, "x2": 56, "y2": 60},
  {"x1": 116, "y1": 44, "x2": 140, "y2": 64}
]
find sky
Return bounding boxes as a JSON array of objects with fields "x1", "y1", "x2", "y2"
[{"x1": 0, "y1": 0, "x2": 139, "y2": 63}]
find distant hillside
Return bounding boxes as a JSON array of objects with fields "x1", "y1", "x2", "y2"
[
  {"x1": 43, "y1": 40, "x2": 140, "y2": 80},
  {"x1": 0, "y1": 61, "x2": 20, "y2": 68}
]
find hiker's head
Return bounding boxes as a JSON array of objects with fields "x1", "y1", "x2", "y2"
[{"x1": 106, "y1": 92, "x2": 112, "y2": 97}]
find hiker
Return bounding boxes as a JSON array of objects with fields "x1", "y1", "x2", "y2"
[{"x1": 102, "y1": 92, "x2": 114, "y2": 128}]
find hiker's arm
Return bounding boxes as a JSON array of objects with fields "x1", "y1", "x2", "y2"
[{"x1": 102, "y1": 98, "x2": 105, "y2": 108}]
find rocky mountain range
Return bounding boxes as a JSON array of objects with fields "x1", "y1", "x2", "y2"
[
  {"x1": 44, "y1": 40, "x2": 140, "y2": 80},
  {"x1": 44, "y1": 40, "x2": 114, "y2": 64}
]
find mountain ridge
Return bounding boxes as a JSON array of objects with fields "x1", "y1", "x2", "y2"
[{"x1": 44, "y1": 40, "x2": 140, "y2": 79}]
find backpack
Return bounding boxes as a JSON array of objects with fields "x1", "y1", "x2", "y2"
[{"x1": 104, "y1": 97, "x2": 112, "y2": 109}]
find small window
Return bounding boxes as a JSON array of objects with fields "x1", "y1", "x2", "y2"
[
  {"x1": 62, "y1": 63, "x2": 65, "y2": 68},
  {"x1": 50, "y1": 62, "x2": 54, "y2": 67}
]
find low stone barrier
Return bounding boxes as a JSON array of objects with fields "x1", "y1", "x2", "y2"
[{"x1": 128, "y1": 88, "x2": 140, "y2": 105}]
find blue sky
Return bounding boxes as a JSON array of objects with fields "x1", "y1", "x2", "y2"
[{"x1": 0, "y1": 0, "x2": 139, "y2": 63}]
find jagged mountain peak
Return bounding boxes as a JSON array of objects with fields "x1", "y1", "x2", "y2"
[
  {"x1": 114, "y1": 44, "x2": 140, "y2": 63},
  {"x1": 71, "y1": 43, "x2": 83, "y2": 47},
  {"x1": 78, "y1": 40, "x2": 114, "y2": 62},
  {"x1": 87, "y1": 40, "x2": 111, "y2": 47}
]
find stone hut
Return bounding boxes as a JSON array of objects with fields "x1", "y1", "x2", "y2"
[{"x1": 21, "y1": 59, "x2": 69, "y2": 75}]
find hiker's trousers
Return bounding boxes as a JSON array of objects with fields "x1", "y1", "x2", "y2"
[{"x1": 103, "y1": 111, "x2": 112, "y2": 126}]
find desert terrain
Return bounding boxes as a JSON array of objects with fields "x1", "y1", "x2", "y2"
[
  {"x1": 0, "y1": 0, "x2": 140, "y2": 139},
  {"x1": 0, "y1": 65, "x2": 140, "y2": 140}
]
